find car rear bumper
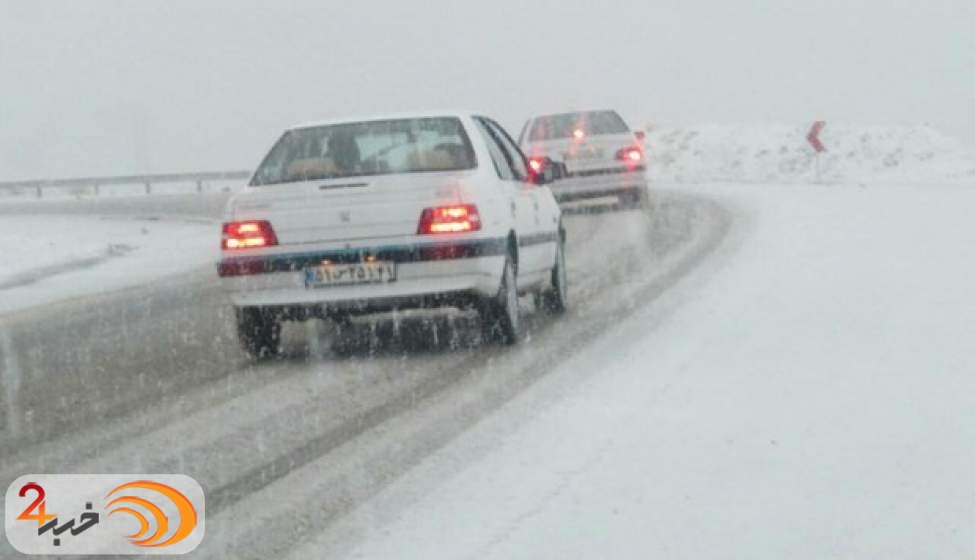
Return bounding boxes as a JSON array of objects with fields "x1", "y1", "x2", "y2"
[
  {"x1": 219, "y1": 240, "x2": 506, "y2": 314},
  {"x1": 551, "y1": 170, "x2": 647, "y2": 202}
]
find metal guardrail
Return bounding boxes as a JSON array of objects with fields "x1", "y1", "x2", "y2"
[{"x1": 0, "y1": 170, "x2": 252, "y2": 198}]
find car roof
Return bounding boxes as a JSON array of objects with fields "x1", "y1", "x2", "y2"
[
  {"x1": 528, "y1": 109, "x2": 621, "y2": 120},
  {"x1": 289, "y1": 110, "x2": 481, "y2": 131}
]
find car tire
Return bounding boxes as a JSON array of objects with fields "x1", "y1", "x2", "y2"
[
  {"x1": 479, "y1": 251, "x2": 522, "y2": 345},
  {"x1": 538, "y1": 230, "x2": 568, "y2": 314},
  {"x1": 619, "y1": 187, "x2": 646, "y2": 210},
  {"x1": 236, "y1": 307, "x2": 282, "y2": 359},
  {"x1": 330, "y1": 316, "x2": 357, "y2": 357}
]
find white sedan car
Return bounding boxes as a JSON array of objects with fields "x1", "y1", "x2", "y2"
[
  {"x1": 519, "y1": 109, "x2": 648, "y2": 208},
  {"x1": 218, "y1": 112, "x2": 567, "y2": 358}
]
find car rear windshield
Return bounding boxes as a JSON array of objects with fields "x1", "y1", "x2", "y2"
[
  {"x1": 526, "y1": 111, "x2": 630, "y2": 142},
  {"x1": 251, "y1": 117, "x2": 476, "y2": 186}
]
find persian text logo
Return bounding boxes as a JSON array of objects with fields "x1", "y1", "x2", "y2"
[{"x1": 5, "y1": 474, "x2": 205, "y2": 555}]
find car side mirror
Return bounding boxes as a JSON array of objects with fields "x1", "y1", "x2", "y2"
[{"x1": 548, "y1": 159, "x2": 568, "y2": 181}]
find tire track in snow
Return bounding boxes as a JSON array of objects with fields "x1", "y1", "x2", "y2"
[{"x1": 201, "y1": 192, "x2": 733, "y2": 558}]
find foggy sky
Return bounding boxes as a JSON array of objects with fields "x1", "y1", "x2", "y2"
[{"x1": 2, "y1": 0, "x2": 972, "y2": 180}]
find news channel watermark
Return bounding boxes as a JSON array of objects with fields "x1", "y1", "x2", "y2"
[{"x1": 5, "y1": 474, "x2": 204, "y2": 555}]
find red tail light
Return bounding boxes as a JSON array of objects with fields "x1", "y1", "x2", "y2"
[
  {"x1": 417, "y1": 204, "x2": 482, "y2": 234},
  {"x1": 222, "y1": 220, "x2": 278, "y2": 250},
  {"x1": 616, "y1": 146, "x2": 644, "y2": 169},
  {"x1": 616, "y1": 146, "x2": 643, "y2": 162},
  {"x1": 528, "y1": 156, "x2": 545, "y2": 174}
]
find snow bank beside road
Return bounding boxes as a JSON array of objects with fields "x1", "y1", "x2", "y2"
[
  {"x1": 647, "y1": 124, "x2": 975, "y2": 185},
  {"x1": 0, "y1": 215, "x2": 217, "y2": 315},
  {"x1": 321, "y1": 184, "x2": 975, "y2": 559}
]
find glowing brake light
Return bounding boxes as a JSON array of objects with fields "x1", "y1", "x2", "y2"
[
  {"x1": 528, "y1": 157, "x2": 545, "y2": 174},
  {"x1": 572, "y1": 128, "x2": 586, "y2": 140},
  {"x1": 222, "y1": 220, "x2": 278, "y2": 250},
  {"x1": 616, "y1": 146, "x2": 644, "y2": 169},
  {"x1": 616, "y1": 147, "x2": 642, "y2": 162},
  {"x1": 417, "y1": 204, "x2": 482, "y2": 234}
]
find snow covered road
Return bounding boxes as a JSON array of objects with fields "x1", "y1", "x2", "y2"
[
  {"x1": 5, "y1": 183, "x2": 969, "y2": 558},
  {"x1": 0, "y1": 190, "x2": 728, "y2": 558},
  {"x1": 314, "y1": 183, "x2": 975, "y2": 559}
]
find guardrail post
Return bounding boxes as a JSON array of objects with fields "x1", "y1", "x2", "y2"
[
  {"x1": 145, "y1": 181, "x2": 151, "y2": 195},
  {"x1": 196, "y1": 179, "x2": 203, "y2": 193},
  {"x1": 94, "y1": 183, "x2": 100, "y2": 196},
  {"x1": 36, "y1": 186, "x2": 42, "y2": 199}
]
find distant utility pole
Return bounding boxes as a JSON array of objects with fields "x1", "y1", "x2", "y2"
[{"x1": 807, "y1": 121, "x2": 827, "y2": 184}]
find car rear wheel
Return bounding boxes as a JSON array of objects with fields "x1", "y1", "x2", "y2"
[
  {"x1": 619, "y1": 187, "x2": 646, "y2": 209},
  {"x1": 536, "y1": 230, "x2": 568, "y2": 314},
  {"x1": 479, "y1": 252, "x2": 522, "y2": 345},
  {"x1": 236, "y1": 307, "x2": 282, "y2": 359},
  {"x1": 329, "y1": 315, "x2": 358, "y2": 357}
]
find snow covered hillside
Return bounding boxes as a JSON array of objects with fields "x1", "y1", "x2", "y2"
[{"x1": 646, "y1": 124, "x2": 975, "y2": 185}]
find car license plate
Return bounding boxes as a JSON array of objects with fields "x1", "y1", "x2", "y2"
[
  {"x1": 304, "y1": 261, "x2": 397, "y2": 288},
  {"x1": 563, "y1": 147, "x2": 605, "y2": 160}
]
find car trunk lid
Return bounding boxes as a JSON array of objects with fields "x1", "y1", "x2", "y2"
[
  {"x1": 230, "y1": 173, "x2": 468, "y2": 245},
  {"x1": 524, "y1": 133, "x2": 640, "y2": 175}
]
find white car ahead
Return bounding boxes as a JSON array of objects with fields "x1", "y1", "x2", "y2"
[
  {"x1": 219, "y1": 112, "x2": 567, "y2": 358},
  {"x1": 519, "y1": 109, "x2": 648, "y2": 208}
]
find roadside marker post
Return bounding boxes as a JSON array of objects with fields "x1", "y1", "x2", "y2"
[{"x1": 807, "y1": 121, "x2": 827, "y2": 183}]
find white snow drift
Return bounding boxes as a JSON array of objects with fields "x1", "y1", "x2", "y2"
[
  {"x1": 0, "y1": 215, "x2": 217, "y2": 315},
  {"x1": 647, "y1": 124, "x2": 975, "y2": 185}
]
